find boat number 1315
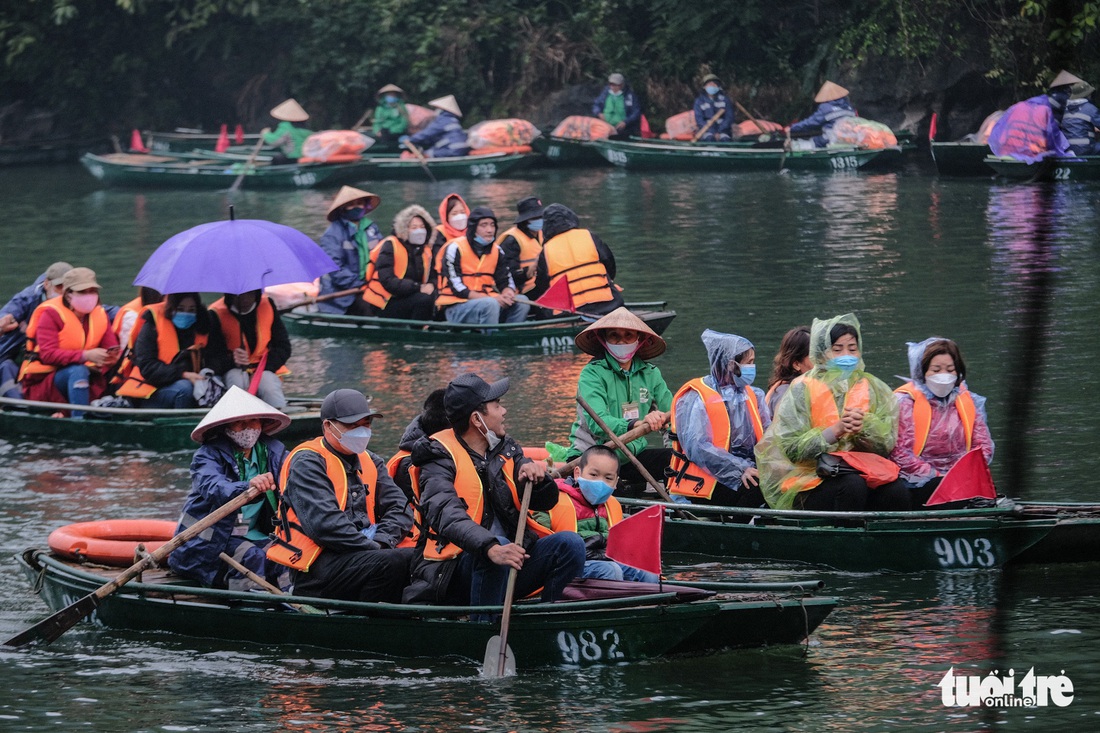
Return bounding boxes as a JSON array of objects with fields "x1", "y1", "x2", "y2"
[
  {"x1": 557, "y1": 629, "x2": 626, "y2": 663},
  {"x1": 933, "y1": 537, "x2": 996, "y2": 567}
]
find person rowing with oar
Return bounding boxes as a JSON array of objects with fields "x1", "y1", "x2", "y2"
[
  {"x1": 692, "y1": 73, "x2": 734, "y2": 142},
  {"x1": 316, "y1": 186, "x2": 385, "y2": 317},
  {"x1": 260, "y1": 98, "x2": 312, "y2": 165}
]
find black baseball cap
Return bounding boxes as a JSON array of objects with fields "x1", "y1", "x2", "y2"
[
  {"x1": 320, "y1": 388, "x2": 383, "y2": 423},
  {"x1": 444, "y1": 373, "x2": 509, "y2": 421}
]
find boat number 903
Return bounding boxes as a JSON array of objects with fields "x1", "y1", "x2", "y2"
[
  {"x1": 557, "y1": 629, "x2": 626, "y2": 663},
  {"x1": 470, "y1": 163, "x2": 497, "y2": 177},
  {"x1": 933, "y1": 537, "x2": 996, "y2": 568},
  {"x1": 829, "y1": 156, "x2": 860, "y2": 170}
]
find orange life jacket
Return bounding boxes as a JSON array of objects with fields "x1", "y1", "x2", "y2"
[
  {"x1": 895, "y1": 382, "x2": 976, "y2": 456},
  {"x1": 534, "y1": 490, "x2": 623, "y2": 536},
  {"x1": 116, "y1": 303, "x2": 208, "y2": 398},
  {"x1": 386, "y1": 449, "x2": 419, "y2": 548},
  {"x1": 409, "y1": 429, "x2": 516, "y2": 561},
  {"x1": 668, "y1": 378, "x2": 764, "y2": 500},
  {"x1": 267, "y1": 437, "x2": 379, "y2": 572},
  {"x1": 434, "y1": 239, "x2": 501, "y2": 307},
  {"x1": 18, "y1": 299, "x2": 110, "y2": 380},
  {"x1": 494, "y1": 226, "x2": 543, "y2": 294},
  {"x1": 208, "y1": 297, "x2": 289, "y2": 376},
  {"x1": 362, "y1": 236, "x2": 432, "y2": 310},
  {"x1": 110, "y1": 301, "x2": 155, "y2": 389},
  {"x1": 542, "y1": 229, "x2": 614, "y2": 308},
  {"x1": 779, "y1": 376, "x2": 871, "y2": 495},
  {"x1": 111, "y1": 296, "x2": 143, "y2": 337}
]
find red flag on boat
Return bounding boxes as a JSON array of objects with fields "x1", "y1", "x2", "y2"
[
  {"x1": 234, "y1": 124, "x2": 245, "y2": 145},
  {"x1": 928, "y1": 112, "x2": 938, "y2": 143},
  {"x1": 605, "y1": 504, "x2": 663, "y2": 576},
  {"x1": 533, "y1": 275, "x2": 575, "y2": 313},
  {"x1": 640, "y1": 114, "x2": 655, "y2": 139},
  {"x1": 215, "y1": 124, "x2": 229, "y2": 153},
  {"x1": 129, "y1": 129, "x2": 149, "y2": 154},
  {"x1": 924, "y1": 448, "x2": 997, "y2": 506}
]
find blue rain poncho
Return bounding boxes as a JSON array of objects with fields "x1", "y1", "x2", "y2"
[
  {"x1": 673, "y1": 330, "x2": 770, "y2": 489},
  {"x1": 754, "y1": 313, "x2": 899, "y2": 509}
]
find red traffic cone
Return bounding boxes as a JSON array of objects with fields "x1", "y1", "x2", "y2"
[
  {"x1": 215, "y1": 124, "x2": 229, "y2": 153},
  {"x1": 129, "y1": 129, "x2": 149, "y2": 154},
  {"x1": 234, "y1": 124, "x2": 244, "y2": 145}
]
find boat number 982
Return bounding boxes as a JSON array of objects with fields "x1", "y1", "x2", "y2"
[
  {"x1": 830, "y1": 156, "x2": 860, "y2": 170},
  {"x1": 557, "y1": 629, "x2": 625, "y2": 663},
  {"x1": 292, "y1": 171, "x2": 317, "y2": 187},
  {"x1": 469, "y1": 163, "x2": 497, "y2": 177},
  {"x1": 933, "y1": 537, "x2": 996, "y2": 568}
]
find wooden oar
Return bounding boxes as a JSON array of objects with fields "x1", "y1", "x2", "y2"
[
  {"x1": 779, "y1": 129, "x2": 792, "y2": 172},
  {"x1": 352, "y1": 108, "x2": 373, "y2": 130},
  {"x1": 217, "y1": 552, "x2": 323, "y2": 614},
  {"x1": 552, "y1": 422, "x2": 654, "y2": 476},
  {"x1": 734, "y1": 101, "x2": 768, "y2": 136},
  {"x1": 276, "y1": 287, "x2": 365, "y2": 314},
  {"x1": 4, "y1": 491, "x2": 256, "y2": 647},
  {"x1": 402, "y1": 140, "x2": 438, "y2": 183},
  {"x1": 691, "y1": 109, "x2": 725, "y2": 143},
  {"x1": 229, "y1": 135, "x2": 268, "y2": 193},
  {"x1": 482, "y1": 480, "x2": 533, "y2": 678}
]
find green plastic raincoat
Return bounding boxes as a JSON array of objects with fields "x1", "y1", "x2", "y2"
[
  {"x1": 262, "y1": 122, "x2": 311, "y2": 160},
  {"x1": 754, "y1": 313, "x2": 899, "y2": 509}
]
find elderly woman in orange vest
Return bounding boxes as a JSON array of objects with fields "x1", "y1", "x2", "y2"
[
  {"x1": 891, "y1": 337, "x2": 995, "y2": 507},
  {"x1": 668, "y1": 330, "x2": 770, "y2": 509},
  {"x1": 19, "y1": 267, "x2": 120, "y2": 418},
  {"x1": 360, "y1": 204, "x2": 437, "y2": 321},
  {"x1": 209, "y1": 289, "x2": 292, "y2": 410},
  {"x1": 755, "y1": 313, "x2": 910, "y2": 512}
]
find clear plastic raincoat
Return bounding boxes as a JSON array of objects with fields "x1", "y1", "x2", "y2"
[{"x1": 755, "y1": 314, "x2": 899, "y2": 509}]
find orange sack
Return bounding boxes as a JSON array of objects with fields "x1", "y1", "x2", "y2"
[{"x1": 550, "y1": 115, "x2": 617, "y2": 141}]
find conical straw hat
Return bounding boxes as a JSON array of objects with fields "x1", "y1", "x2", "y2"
[
  {"x1": 1049, "y1": 70, "x2": 1085, "y2": 89},
  {"x1": 377, "y1": 84, "x2": 405, "y2": 98},
  {"x1": 270, "y1": 98, "x2": 310, "y2": 122},
  {"x1": 326, "y1": 186, "x2": 382, "y2": 221},
  {"x1": 428, "y1": 94, "x2": 462, "y2": 118},
  {"x1": 191, "y1": 386, "x2": 291, "y2": 443},
  {"x1": 1070, "y1": 81, "x2": 1095, "y2": 100},
  {"x1": 574, "y1": 307, "x2": 666, "y2": 360},
  {"x1": 814, "y1": 81, "x2": 849, "y2": 103}
]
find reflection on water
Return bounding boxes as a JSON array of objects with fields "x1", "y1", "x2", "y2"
[{"x1": 2, "y1": 166, "x2": 1100, "y2": 729}]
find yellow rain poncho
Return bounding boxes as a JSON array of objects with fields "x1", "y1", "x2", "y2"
[{"x1": 754, "y1": 313, "x2": 899, "y2": 509}]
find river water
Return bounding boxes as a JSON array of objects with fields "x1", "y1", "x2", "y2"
[{"x1": 1, "y1": 161, "x2": 1098, "y2": 731}]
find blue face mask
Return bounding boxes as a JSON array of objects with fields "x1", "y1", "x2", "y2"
[
  {"x1": 526, "y1": 218, "x2": 544, "y2": 232},
  {"x1": 342, "y1": 207, "x2": 367, "y2": 222},
  {"x1": 827, "y1": 355, "x2": 860, "y2": 373},
  {"x1": 705, "y1": 84, "x2": 720, "y2": 96},
  {"x1": 577, "y1": 477, "x2": 615, "y2": 506},
  {"x1": 474, "y1": 234, "x2": 492, "y2": 246},
  {"x1": 384, "y1": 95, "x2": 399, "y2": 104},
  {"x1": 735, "y1": 364, "x2": 756, "y2": 387},
  {"x1": 172, "y1": 311, "x2": 197, "y2": 330}
]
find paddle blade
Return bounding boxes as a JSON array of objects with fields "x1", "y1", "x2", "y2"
[
  {"x1": 481, "y1": 635, "x2": 516, "y2": 678},
  {"x1": 925, "y1": 449, "x2": 997, "y2": 506},
  {"x1": 606, "y1": 504, "x2": 664, "y2": 576},
  {"x1": 534, "y1": 275, "x2": 575, "y2": 313},
  {"x1": 3, "y1": 593, "x2": 99, "y2": 648}
]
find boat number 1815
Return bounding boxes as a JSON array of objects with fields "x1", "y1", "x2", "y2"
[
  {"x1": 933, "y1": 537, "x2": 996, "y2": 568},
  {"x1": 557, "y1": 629, "x2": 626, "y2": 663},
  {"x1": 830, "y1": 156, "x2": 860, "y2": 170}
]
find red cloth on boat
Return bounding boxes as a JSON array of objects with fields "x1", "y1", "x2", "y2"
[{"x1": 605, "y1": 504, "x2": 663, "y2": 575}]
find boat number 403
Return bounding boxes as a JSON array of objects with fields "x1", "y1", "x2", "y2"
[
  {"x1": 557, "y1": 629, "x2": 626, "y2": 663},
  {"x1": 829, "y1": 156, "x2": 861, "y2": 170},
  {"x1": 933, "y1": 537, "x2": 996, "y2": 568}
]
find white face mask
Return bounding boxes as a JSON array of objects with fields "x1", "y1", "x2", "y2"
[
  {"x1": 925, "y1": 373, "x2": 957, "y2": 398},
  {"x1": 408, "y1": 228, "x2": 427, "y2": 245},
  {"x1": 226, "y1": 426, "x2": 261, "y2": 451},
  {"x1": 449, "y1": 213, "x2": 468, "y2": 230},
  {"x1": 332, "y1": 422, "x2": 372, "y2": 453},
  {"x1": 605, "y1": 340, "x2": 640, "y2": 363},
  {"x1": 474, "y1": 412, "x2": 502, "y2": 451}
]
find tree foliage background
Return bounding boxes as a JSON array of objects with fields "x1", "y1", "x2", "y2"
[{"x1": 1, "y1": 0, "x2": 1098, "y2": 138}]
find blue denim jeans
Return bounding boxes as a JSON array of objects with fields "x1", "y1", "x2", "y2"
[
  {"x1": 144, "y1": 378, "x2": 195, "y2": 409},
  {"x1": 0, "y1": 359, "x2": 21, "y2": 398},
  {"x1": 444, "y1": 295, "x2": 530, "y2": 326},
  {"x1": 54, "y1": 363, "x2": 90, "y2": 418},
  {"x1": 581, "y1": 559, "x2": 660, "y2": 583},
  {"x1": 456, "y1": 531, "x2": 585, "y2": 616}
]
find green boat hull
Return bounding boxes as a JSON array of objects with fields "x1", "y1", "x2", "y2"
[
  {"x1": 364, "y1": 151, "x2": 538, "y2": 179},
  {"x1": 625, "y1": 501, "x2": 1055, "y2": 572},
  {"x1": 985, "y1": 155, "x2": 1100, "y2": 181},
  {"x1": 80, "y1": 152, "x2": 373, "y2": 189},
  {"x1": 282, "y1": 306, "x2": 676, "y2": 347},
  {"x1": 931, "y1": 142, "x2": 992, "y2": 176},
  {"x1": 531, "y1": 136, "x2": 609, "y2": 166},
  {"x1": 1010, "y1": 502, "x2": 1100, "y2": 564},
  {"x1": 593, "y1": 139, "x2": 882, "y2": 172},
  {"x1": 16, "y1": 550, "x2": 835, "y2": 668}
]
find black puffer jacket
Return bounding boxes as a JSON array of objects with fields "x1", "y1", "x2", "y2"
[{"x1": 528, "y1": 204, "x2": 623, "y2": 315}]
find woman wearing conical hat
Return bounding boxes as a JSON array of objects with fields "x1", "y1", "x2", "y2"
[
  {"x1": 788, "y1": 81, "x2": 856, "y2": 149},
  {"x1": 261, "y1": 98, "x2": 312, "y2": 164},
  {"x1": 371, "y1": 84, "x2": 410, "y2": 143},
  {"x1": 566, "y1": 307, "x2": 673, "y2": 495},
  {"x1": 1049, "y1": 70, "x2": 1100, "y2": 155},
  {"x1": 317, "y1": 186, "x2": 384, "y2": 316},
  {"x1": 402, "y1": 94, "x2": 470, "y2": 158},
  {"x1": 167, "y1": 386, "x2": 292, "y2": 591}
]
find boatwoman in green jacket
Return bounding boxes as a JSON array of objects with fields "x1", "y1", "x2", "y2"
[
  {"x1": 371, "y1": 84, "x2": 410, "y2": 143},
  {"x1": 567, "y1": 307, "x2": 673, "y2": 494},
  {"x1": 261, "y1": 98, "x2": 312, "y2": 165}
]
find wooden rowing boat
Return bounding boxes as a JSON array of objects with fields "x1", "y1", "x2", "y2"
[
  {"x1": 984, "y1": 154, "x2": 1100, "y2": 181},
  {"x1": 0, "y1": 396, "x2": 323, "y2": 451},
  {"x1": 620, "y1": 499, "x2": 1056, "y2": 572},
  {"x1": 931, "y1": 142, "x2": 993, "y2": 176},
  {"x1": 1010, "y1": 501, "x2": 1100, "y2": 564},
  {"x1": 531, "y1": 136, "x2": 609, "y2": 166},
  {"x1": 79, "y1": 152, "x2": 374, "y2": 190},
  {"x1": 143, "y1": 130, "x2": 263, "y2": 153},
  {"x1": 281, "y1": 302, "x2": 676, "y2": 347},
  {"x1": 15, "y1": 549, "x2": 836, "y2": 668},
  {"x1": 592, "y1": 138, "x2": 882, "y2": 172},
  {"x1": 363, "y1": 150, "x2": 540, "y2": 179}
]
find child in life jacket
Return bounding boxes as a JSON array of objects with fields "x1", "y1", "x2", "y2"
[{"x1": 535, "y1": 445, "x2": 659, "y2": 583}]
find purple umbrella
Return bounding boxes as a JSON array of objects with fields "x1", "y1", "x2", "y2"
[{"x1": 133, "y1": 218, "x2": 336, "y2": 295}]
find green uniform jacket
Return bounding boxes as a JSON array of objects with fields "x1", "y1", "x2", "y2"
[
  {"x1": 262, "y1": 122, "x2": 311, "y2": 160},
  {"x1": 372, "y1": 102, "x2": 409, "y2": 135},
  {"x1": 567, "y1": 353, "x2": 673, "y2": 461}
]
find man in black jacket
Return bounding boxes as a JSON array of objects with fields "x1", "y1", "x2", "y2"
[{"x1": 404, "y1": 372, "x2": 585, "y2": 606}]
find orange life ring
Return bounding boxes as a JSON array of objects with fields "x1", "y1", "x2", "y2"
[{"x1": 48, "y1": 519, "x2": 176, "y2": 566}]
